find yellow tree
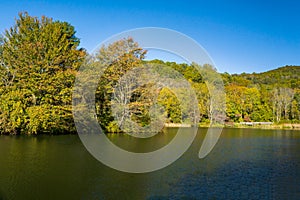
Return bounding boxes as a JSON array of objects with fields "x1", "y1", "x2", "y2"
[{"x1": 94, "y1": 37, "x2": 147, "y2": 132}]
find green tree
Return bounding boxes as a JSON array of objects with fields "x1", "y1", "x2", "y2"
[
  {"x1": 0, "y1": 12, "x2": 85, "y2": 134},
  {"x1": 157, "y1": 88, "x2": 181, "y2": 123}
]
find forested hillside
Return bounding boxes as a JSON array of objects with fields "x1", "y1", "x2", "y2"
[
  {"x1": 0, "y1": 13, "x2": 299, "y2": 135},
  {"x1": 222, "y1": 66, "x2": 300, "y2": 123},
  {"x1": 233, "y1": 66, "x2": 300, "y2": 88},
  {"x1": 146, "y1": 61, "x2": 300, "y2": 124}
]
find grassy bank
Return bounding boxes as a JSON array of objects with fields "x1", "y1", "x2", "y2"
[
  {"x1": 189, "y1": 122, "x2": 300, "y2": 130},
  {"x1": 222, "y1": 123, "x2": 300, "y2": 130}
]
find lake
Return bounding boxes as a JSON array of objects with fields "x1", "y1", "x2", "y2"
[{"x1": 0, "y1": 128, "x2": 300, "y2": 199}]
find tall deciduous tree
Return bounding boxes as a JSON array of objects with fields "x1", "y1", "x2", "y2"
[
  {"x1": 94, "y1": 37, "x2": 147, "y2": 132},
  {"x1": 272, "y1": 88, "x2": 295, "y2": 122},
  {"x1": 0, "y1": 12, "x2": 85, "y2": 134}
]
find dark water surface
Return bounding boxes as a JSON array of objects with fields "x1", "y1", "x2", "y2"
[{"x1": 0, "y1": 128, "x2": 300, "y2": 199}]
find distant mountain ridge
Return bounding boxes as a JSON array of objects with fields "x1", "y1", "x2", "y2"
[{"x1": 230, "y1": 65, "x2": 300, "y2": 88}]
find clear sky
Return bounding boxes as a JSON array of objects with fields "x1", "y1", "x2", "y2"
[{"x1": 1, "y1": 0, "x2": 299, "y2": 74}]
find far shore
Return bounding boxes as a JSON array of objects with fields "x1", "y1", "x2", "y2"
[
  {"x1": 164, "y1": 123, "x2": 192, "y2": 127},
  {"x1": 164, "y1": 123, "x2": 300, "y2": 130},
  {"x1": 224, "y1": 123, "x2": 300, "y2": 130},
  {"x1": 0, "y1": 123, "x2": 299, "y2": 135}
]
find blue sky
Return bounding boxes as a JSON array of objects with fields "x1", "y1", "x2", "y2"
[{"x1": 1, "y1": 0, "x2": 299, "y2": 73}]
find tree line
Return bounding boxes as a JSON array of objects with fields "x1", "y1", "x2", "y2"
[{"x1": 0, "y1": 13, "x2": 299, "y2": 134}]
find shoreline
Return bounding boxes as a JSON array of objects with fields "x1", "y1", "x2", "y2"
[
  {"x1": 223, "y1": 123, "x2": 300, "y2": 131},
  {"x1": 165, "y1": 123, "x2": 300, "y2": 131},
  {"x1": 0, "y1": 123, "x2": 299, "y2": 135}
]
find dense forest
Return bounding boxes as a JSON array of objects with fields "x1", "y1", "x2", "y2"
[
  {"x1": 166, "y1": 63, "x2": 300, "y2": 124},
  {"x1": 0, "y1": 13, "x2": 299, "y2": 134}
]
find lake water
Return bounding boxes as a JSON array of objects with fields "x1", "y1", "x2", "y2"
[{"x1": 0, "y1": 128, "x2": 300, "y2": 199}]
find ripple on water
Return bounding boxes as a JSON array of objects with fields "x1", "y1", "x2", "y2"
[{"x1": 156, "y1": 159, "x2": 300, "y2": 200}]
